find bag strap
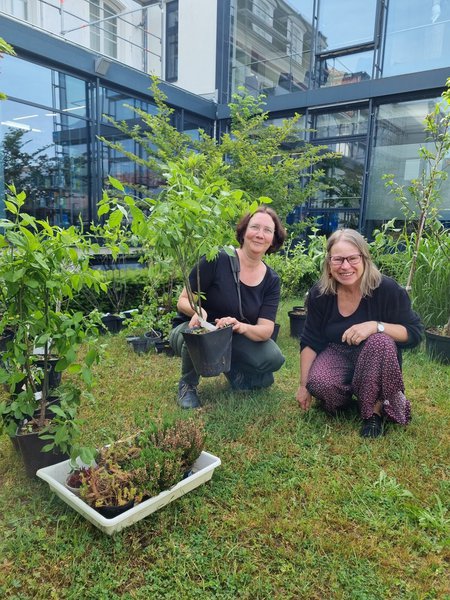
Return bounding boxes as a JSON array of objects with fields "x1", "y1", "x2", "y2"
[{"x1": 227, "y1": 249, "x2": 245, "y2": 322}]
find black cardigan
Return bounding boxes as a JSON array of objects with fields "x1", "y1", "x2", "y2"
[{"x1": 300, "y1": 276, "x2": 423, "y2": 360}]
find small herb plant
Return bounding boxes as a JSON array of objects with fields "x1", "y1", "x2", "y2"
[{"x1": 76, "y1": 417, "x2": 205, "y2": 511}]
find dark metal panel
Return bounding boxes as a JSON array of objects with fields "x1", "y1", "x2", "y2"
[
  {"x1": 215, "y1": 0, "x2": 232, "y2": 106},
  {"x1": 0, "y1": 15, "x2": 217, "y2": 119},
  {"x1": 216, "y1": 67, "x2": 449, "y2": 118}
]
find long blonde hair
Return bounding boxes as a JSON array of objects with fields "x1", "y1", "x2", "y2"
[{"x1": 318, "y1": 229, "x2": 382, "y2": 296}]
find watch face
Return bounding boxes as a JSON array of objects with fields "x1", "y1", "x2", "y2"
[{"x1": 377, "y1": 322, "x2": 385, "y2": 333}]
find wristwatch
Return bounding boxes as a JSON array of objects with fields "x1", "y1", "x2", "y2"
[{"x1": 377, "y1": 322, "x2": 385, "y2": 333}]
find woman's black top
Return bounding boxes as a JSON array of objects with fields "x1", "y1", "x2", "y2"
[
  {"x1": 187, "y1": 250, "x2": 280, "y2": 325},
  {"x1": 301, "y1": 275, "x2": 423, "y2": 356}
]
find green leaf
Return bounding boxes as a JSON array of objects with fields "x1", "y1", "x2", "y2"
[
  {"x1": 108, "y1": 176, "x2": 125, "y2": 191},
  {"x1": 98, "y1": 203, "x2": 110, "y2": 217},
  {"x1": 108, "y1": 210, "x2": 124, "y2": 228}
]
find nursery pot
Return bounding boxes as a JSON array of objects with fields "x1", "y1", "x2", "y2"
[
  {"x1": 425, "y1": 329, "x2": 450, "y2": 365},
  {"x1": 271, "y1": 323, "x2": 280, "y2": 342},
  {"x1": 154, "y1": 339, "x2": 174, "y2": 356},
  {"x1": 144, "y1": 330, "x2": 162, "y2": 347},
  {"x1": 34, "y1": 357, "x2": 62, "y2": 390},
  {"x1": 128, "y1": 335, "x2": 152, "y2": 354},
  {"x1": 288, "y1": 309, "x2": 307, "y2": 338},
  {"x1": 15, "y1": 428, "x2": 69, "y2": 478},
  {"x1": 95, "y1": 500, "x2": 135, "y2": 519},
  {"x1": 101, "y1": 314, "x2": 125, "y2": 334},
  {"x1": 182, "y1": 326, "x2": 233, "y2": 377}
]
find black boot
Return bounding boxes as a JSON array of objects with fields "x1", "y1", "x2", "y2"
[{"x1": 177, "y1": 380, "x2": 200, "y2": 409}]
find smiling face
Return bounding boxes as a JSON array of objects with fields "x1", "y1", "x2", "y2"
[
  {"x1": 328, "y1": 239, "x2": 365, "y2": 288},
  {"x1": 242, "y1": 212, "x2": 275, "y2": 257}
]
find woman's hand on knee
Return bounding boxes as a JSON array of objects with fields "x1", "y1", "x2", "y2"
[
  {"x1": 342, "y1": 321, "x2": 377, "y2": 346},
  {"x1": 296, "y1": 385, "x2": 312, "y2": 411}
]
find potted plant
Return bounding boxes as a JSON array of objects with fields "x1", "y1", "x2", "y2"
[
  {"x1": 384, "y1": 78, "x2": 450, "y2": 364},
  {"x1": 288, "y1": 294, "x2": 308, "y2": 339},
  {"x1": 37, "y1": 416, "x2": 221, "y2": 534},
  {"x1": 0, "y1": 186, "x2": 104, "y2": 475},
  {"x1": 99, "y1": 152, "x2": 254, "y2": 375}
]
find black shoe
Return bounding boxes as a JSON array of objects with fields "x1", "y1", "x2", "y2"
[
  {"x1": 177, "y1": 381, "x2": 200, "y2": 409},
  {"x1": 360, "y1": 413, "x2": 384, "y2": 438}
]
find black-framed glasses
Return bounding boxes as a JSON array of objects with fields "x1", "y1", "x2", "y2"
[{"x1": 328, "y1": 254, "x2": 362, "y2": 266}]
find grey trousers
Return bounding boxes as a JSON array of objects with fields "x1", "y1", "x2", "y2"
[{"x1": 169, "y1": 321, "x2": 285, "y2": 387}]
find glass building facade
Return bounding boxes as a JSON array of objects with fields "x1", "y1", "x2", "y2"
[
  {"x1": 0, "y1": 0, "x2": 449, "y2": 233},
  {"x1": 229, "y1": 0, "x2": 450, "y2": 233}
]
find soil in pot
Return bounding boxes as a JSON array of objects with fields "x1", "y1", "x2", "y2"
[
  {"x1": 182, "y1": 325, "x2": 233, "y2": 377},
  {"x1": 144, "y1": 329, "x2": 162, "y2": 348}
]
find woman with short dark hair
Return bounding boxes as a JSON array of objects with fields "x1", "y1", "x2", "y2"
[
  {"x1": 296, "y1": 229, "x2": 423, "y2": 438},
  {"x1": 170, "y1": 205, "x2": 287, "y2": 409}
]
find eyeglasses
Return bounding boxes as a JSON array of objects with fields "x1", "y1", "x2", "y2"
[
  {"x1": 328, "y1": 254, "x2": 362, "y2": 266},
  {"x1": 248, "y1": 224, "x2": 275, "y2": 236}
]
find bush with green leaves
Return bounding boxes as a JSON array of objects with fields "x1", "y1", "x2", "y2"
[
  {"x1": 265, "y1": 230, "x2": 326, "y2": 299},
  {"x1": 0, "y1": 186, "x2": 103, "y2": 461},
  {"x1": 100, "y1": 77, "x2": 340, "y2": 223}
]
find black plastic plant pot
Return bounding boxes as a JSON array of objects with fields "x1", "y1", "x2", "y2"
[
  {"x1": 271, "y1": 323, "x2": 281, "y2": 342},
  {"x1": 288, "y1": 310, "x2": 307, "y2": 339},
  {"x1": 182, "y1": 326, "x2": 233, "y2": 377},
  {"x1": 129, "y1": 335, "x2": 152, "y2": 354},
  {"x1": 425, "y1": 329, "x2": 450, "y2": 365},
  {"x1": 35, "y1": 357, "x2": 62, "y2": 390},
  {"x1": 15, "y1": 429, "x2": 69, "y2": 478},
  {"x1": 144, "y1": 330, "x2": 162, "y2": 347},
  {"x1": 154, "y1": 339, "x2": 174, "y2": 356},
  {"x1": 101, "y1": 314, "x2": 125, "y2": 334},
  {"x1": 95, "y1": 500, "x2": 135, "y2": 519}
]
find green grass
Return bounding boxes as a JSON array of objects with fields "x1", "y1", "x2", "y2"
[{"x1": 1, "y1": 299, "x2": 449, "y2": 599}]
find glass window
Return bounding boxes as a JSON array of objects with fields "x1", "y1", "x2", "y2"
[
  {"x1": 365, "y1": 97, "x2": 450, "y2": 231},
  {"x1": 90, "y1": 0, "x2": 118, "y2": 59},
  {"x1": 316, "y1": 50, "x2": 373, "y2": 88},
  {"x1": 316, "y1": 0, "x2": 377, "y2": 52},
  {"x1": 166, "y1": 1, "x2": 179, "y2": 82},
  {"x1": 383, "y1": 0, "x2": 450, "y2": 76},
  {"x1": 99, "y1": 88, "x2": 157, "y2": 122},
  {"x1": 232, "y1": 0, "x2": 314, "y2": 97},
  {"x1": 0, "y1": 55, "x2": 87, "y2": 117},
  {"x1": 0, "y1": 100, "x2": 90, "y2": 226},
  {"x1": 314, "y1": 107, "x2": 369, "y2": 138}
]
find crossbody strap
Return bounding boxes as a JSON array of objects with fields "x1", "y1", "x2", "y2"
[{"x1": 227, "y1": 249, "x2": 246, "y2": 322}]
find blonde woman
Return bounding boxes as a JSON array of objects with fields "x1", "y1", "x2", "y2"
[{"x1": 296, "y1": 229, "x2": 423, "y2": 438}]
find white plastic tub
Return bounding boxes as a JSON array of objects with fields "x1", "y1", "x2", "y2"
[{"x1": 37, "y1": 451, "x2": 221, "y2": 535}]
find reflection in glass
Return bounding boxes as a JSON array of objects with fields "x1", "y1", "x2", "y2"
[
  {"x1": 0, "y1": 100, "x2": 90, "y2": 226},
  {"x1": 310, "y1": 141, "x2": 365, "y2": 212},
  {"x1": 365, "y1": 97, "x2": 450, "y2": 232},
  {"x1": 315, "y1": 107, "x2": 369, "y2": 138},
  {"x1": 383, "y1": 0, "x2": 450, "y2": 77},
  {"x1": 317, "y1": 51, "x2": 373, "y2": 88},
  {"x1": 231, "y1": 0, "x2": 314, "y2": 98},
  {"x1": 316, "y1": 0, "x2": 377, "y2": 51},
  {"x1": 0, "y1": 55, "x2": 87, "y2": 117}
]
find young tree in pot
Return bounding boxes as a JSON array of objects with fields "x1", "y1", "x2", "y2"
[
  {"x1": 0, "y1": 186, "x2": 105, "y2": 473},
  {"x1": 100, "y1": 153, "x2": 255, "y2": 375},
  {"x1": 384, "y1": 78, "x2": 450, "y2": 363}
]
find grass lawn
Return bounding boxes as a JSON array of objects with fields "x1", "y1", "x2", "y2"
[{"x1": 0, "y1": 299, "x2": 448, "y2": 599}]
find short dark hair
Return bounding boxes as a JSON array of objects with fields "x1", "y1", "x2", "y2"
[{"x1": 236, "y1": 205, "x2": 287, "y2": 254}]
